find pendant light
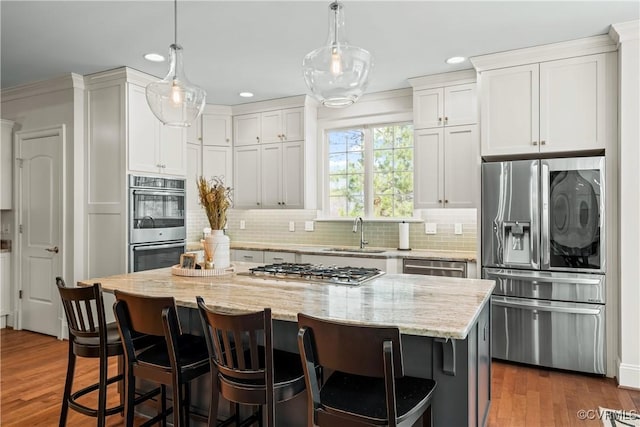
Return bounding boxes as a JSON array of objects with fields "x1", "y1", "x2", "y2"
[
  {"x1": 302, "y1": 1, "x2": 373, "y2": 108},
  {"x1": 146, "y1": 0, "x2": 206, "y2": 127}
]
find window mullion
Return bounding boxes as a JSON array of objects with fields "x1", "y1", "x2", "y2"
[{"x1": 363, "y1": 126, "x2": 374, "y2": 218}]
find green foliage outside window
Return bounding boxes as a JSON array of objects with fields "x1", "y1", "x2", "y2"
[{"x1": 328, "y1": 123, "x2": 413, "y2": 218}]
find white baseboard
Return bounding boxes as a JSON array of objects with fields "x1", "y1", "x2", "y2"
[{"x1": 617, "y1": 358, "x2": 640, "y2": 389}]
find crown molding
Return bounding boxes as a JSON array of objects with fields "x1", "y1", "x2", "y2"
[
  {"x1": 408, "y1": 69, "x2": 476, "y2": 90},
  {"x1": 203, "y1": 104, "x2": 232, "y2": 115},
  {"x1": 610, "y1": 20, "x2": 640, "y2": 46},
  {"x1": 1, "y1": 73, "x2": 84, "y2": 102},
  {"x1": 231, "y1": 95, "x2": 310, "y2": 115},
  {"x1": 84, "y1": 66, "x2": 160, "y2": 88},
  {"x1": 470, "y1": 34, "x2": 617, "y2": 72}
]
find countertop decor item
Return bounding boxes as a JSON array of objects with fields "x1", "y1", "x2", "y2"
[
  {"x1": 302, "y1": 1, "x2": 373, "y2": 108},
  {"x1": 198, "y1": 176, "x2": 232, "y2": 268},
  {"x1": 145, "y1": 0, "x2": 206, "y2": 127},
  {"x1": 171, "y1": 264, "x2": 235, "y2": 277}
]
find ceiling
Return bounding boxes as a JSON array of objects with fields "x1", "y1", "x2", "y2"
[{"x1": 1, "y1": 1, "x2": 638, "y2": 106}]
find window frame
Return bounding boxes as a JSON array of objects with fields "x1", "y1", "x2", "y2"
[{"x1": 320, "y1": 113, "x2": 415, "y2": 220}]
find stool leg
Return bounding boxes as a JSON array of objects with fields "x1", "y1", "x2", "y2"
[
  {"x1": 97, "y1": 352, "x2": 108, "y2": 427},
  {"x1": 184, "y1": 383, "x2": 191, "y2": 426},
  {"x1": 123, "y1": 368, "x2": 136, "y2": 427},
  {"x1": 59, "y1": 340, "x2": 75, "y2": 427},
  {"x1": 172, "y1": 380, "x2": 182, "y2": 427},
  {"x1": 161, "y1": 384, "x2": 167, "y2": 427},
  {"x1": 207, "y1": 373, "x2": 219, "y2": 427}
]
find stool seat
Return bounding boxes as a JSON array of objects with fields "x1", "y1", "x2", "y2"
[
  {"x1": 137, "y1": 334, "x2": 209, "y2": 370},
  {"x1": 321, "y1": 371, "x2": 436, "y2": 424}
]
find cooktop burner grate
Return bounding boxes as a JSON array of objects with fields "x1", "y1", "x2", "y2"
[{"x1": 244, "y1": 263, "x2": 385, "y2": 286}]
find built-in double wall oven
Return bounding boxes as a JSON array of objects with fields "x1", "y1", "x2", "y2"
[
  {"x1": 482, "y1": 156, "x2": 606, "y2": 374},
  {"x1": 128, "y1": 175, "x2": 186, "y2": 272}
]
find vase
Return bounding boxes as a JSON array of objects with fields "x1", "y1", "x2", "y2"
[{"x1": 203, "y1": 230, "x2": 230, "y2": 269}]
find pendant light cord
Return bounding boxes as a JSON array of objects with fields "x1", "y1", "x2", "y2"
[{"x1": 174, "y1": 0, "x2": 178, "y2": 46}]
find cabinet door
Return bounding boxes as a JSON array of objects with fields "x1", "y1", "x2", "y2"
[
  {"x1": 186, "y1": 142, "x2": 202, "y2": 212},
  {"x1": 444, "y1": 83, "x2": 477, "y2": 126},
  {"x1": 444, "y1": 125, "x2": 479, "y2": 208},
  {"x1": 202, "y1": 114, "x2": 231, "y2": 146},
  {"x1": 264, "y1": 251, "x2": 296, "y2": 264},
  {"x1": 234, "y1": 113, "x2": 261, "y2": 146},
  {"x1": 539, "y1": 54, "x2": 606, "y2": 153},
  {"x1": 261, "y1": 110, "x2": 283, "y2": 143},
  {"x1": 1, "y1": 121, "x2": 13, "y2": 209},
  {"x1": 282, "y1": 107, "x2": 304, "y2": 141},
  {"x1": 203, "y1": 146, "x2": 232, "y2": 188},
  {"x1": 480, "y1": 64, "x2": 539, "y2": 157},
  {"x1": 234, "y1": 250, "x2": 264, "y2": 263},
  {"x1": 233, "y1": 145, "x2": 261, "y2": 208},
  {"x1": 128, "y1": 84, "x2": 160, "y2": 173},
  {"x1": 159, "y1": 125, "x2": 186, "y2": 176},
  {"x1": 282, "y1": 141, "x2": 304, "y2": 209},
  {"x1": 260, "y1": 143, "x2": 282, "y2": 208},
  {"x1": 414, "y1": 129, "x2": 444, "y2": 209},
  {"x1": 413, "y1": 88, "x2": 444, "y2": 129},
  {"x1": 186, "y1": 116, "x2": 201, "y2": 145}
]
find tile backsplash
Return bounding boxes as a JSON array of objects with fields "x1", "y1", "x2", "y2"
[{"x1": 188, "y1": 208, "x2": 477, "y2": 252}]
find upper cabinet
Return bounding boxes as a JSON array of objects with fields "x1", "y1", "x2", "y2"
[
  {"x1": 202, "y1": 114, "x2": 232, "y2": 147},
  {"x1": 234, "y1": 107, "x2": 304, "y2": 146},
  {"x1": 1, "y1": 120, "x2": 13, "y2": 209},
  {"x1": 232, "y1": 97, "x2": 316, "y2": 209},
  {"x1": 413, "y1": 83, "x2": 477, "y2": 129},
  {"x1": 471, "y1": 37, "x2": 618, "y2": 158},
  {"x1": 127, "y1": 83, "x2": 186, "y2": 176}
]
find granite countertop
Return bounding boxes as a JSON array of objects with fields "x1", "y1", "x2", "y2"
[
  {"x1": 80, "y1": 262, "x2": 494, "y2": 340},
  {"x1": 186, "y1": 241, "x2": 477, "y2": 263}
]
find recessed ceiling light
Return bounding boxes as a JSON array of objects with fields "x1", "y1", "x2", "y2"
[
  {"x1": 144, "y1": 53, "x2": 165, "y2": 62},
  {"x1": 445, "y1": 56, "x2": 466, "y2": 65},
  {"x1": 239, "y1": 92, "x2": 254, "y2": 98}
]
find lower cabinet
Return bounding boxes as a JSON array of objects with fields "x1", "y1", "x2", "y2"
[
  {"x1": 233, "y1": 250, "x2": 264, "y2": 263},
  {"x1": 232, "y1": 250, "x2": 297, "y2": 264},
  {"x1": 299, "y1": 254, "x2": 394, "y2": 272},
  {"x1": 264, "y1": 251, "x2": 296, "y2": 264}
]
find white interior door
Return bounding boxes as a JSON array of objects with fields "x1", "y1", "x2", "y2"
[{"x1": 16, "y1": 126, "x2": 63, "y2": 337}]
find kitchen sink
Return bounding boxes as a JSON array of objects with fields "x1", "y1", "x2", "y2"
[{"x1": 323, "y1": 247, "x2": 387, "y2": 254}]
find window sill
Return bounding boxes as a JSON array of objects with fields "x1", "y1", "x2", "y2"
[{"x1": 313, "y1": 217, "x2": 424, "y2": 223}]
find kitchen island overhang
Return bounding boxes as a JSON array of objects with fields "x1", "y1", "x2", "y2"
[{"x1": 80, "y1": 264, "x2": 495, "y2": 427}]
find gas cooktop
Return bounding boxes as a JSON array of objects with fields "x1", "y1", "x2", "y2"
[{"x1": 242, "y1": 263, "x2": 385, "y2": 286}]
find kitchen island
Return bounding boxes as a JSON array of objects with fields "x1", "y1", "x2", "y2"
[{"x1": 80, "y1": 263, "x2": 495, "y2": 427}]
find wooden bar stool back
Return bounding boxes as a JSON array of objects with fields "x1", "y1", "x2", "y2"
[
  {"x1": 196, "y1": 296, "x2": 306, "y2": 427},
  {"x1": 297, "y1": 313, "x2": 437, "y2": 427},
  {"x1": 113, "y1": 290, "x2": 209, "y2": 427},
  {"x1": 56, "y1": 277, "x2": 124, "y2": 427}
]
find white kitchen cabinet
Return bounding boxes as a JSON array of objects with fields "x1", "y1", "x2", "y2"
[
  {"x1": 186, "y1": 142, "x2": 202, "y2": 212},
  {"x1": 127, "y1": 84, "x2": 186, "y2": 176},
  {"x1": 234, "y1": 249, "x2": 264, "y2": 263},
  {"x1": 299, "y1": 254, "x2": 393, "y2": 272},
  {"x1": 203, "y1": 146, "x2": 232, "y2": 187},
  {"x1": 480, "y1": 53, "x2": 612, "y2": 157},
  {"x1": 202, "y1": 113, "x2": 232, "y2": 147},
  {"x1": 1, "y1": 120, "x2": 14, "y2": 209},
  {"x1": 235, "y1": 141, "x2": 303, "y2": 209},
  {"x1": 0, "y1": 253, "x2": 10, "y2": 328},
  {"x1": 414, "y1": 125, "x2": 479, "y2": 209},
  {"x1": 234, "y1": 107, "x2": 304, "y2": 146},
  {"x1": 413, "y1": 83, "x2": 477, "y2": 129},
  {"x1": 264, "y1": 251, "x2": 297, "y2": 264}
]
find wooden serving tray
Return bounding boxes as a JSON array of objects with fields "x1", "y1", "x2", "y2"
[{"x1": 171, "y1": 264, "x2": 235, "y2": 277}]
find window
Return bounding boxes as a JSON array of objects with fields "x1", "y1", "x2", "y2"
[{"x1": 327, "y1": 123, "x2": 413, "y2": 218}]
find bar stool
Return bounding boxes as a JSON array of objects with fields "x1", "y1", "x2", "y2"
[
  {"x1": 113, "y1": 290, "x2": 210, "y2": 427},
  {"x1": 297, "y1": 313, "x2": 437, "y2": 426},
  {"x1": 56, "y1": 278, "x2": 158, "y2": 427},
  {"x1": 196, "y1": 296, "x2": 306, "y2": 427}
]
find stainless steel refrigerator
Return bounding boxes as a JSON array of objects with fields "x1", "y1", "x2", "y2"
[{"x1": 482, "y1": 157, "x2": 605, "y2": 374}]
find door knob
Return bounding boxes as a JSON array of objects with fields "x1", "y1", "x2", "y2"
[{"x1": 45, "y1": 246, "x2": 59, "y2": 254}]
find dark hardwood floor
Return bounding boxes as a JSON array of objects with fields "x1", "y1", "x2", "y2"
[{"x1": 2, "y1": 328, "x2": 639, "y2": 426}]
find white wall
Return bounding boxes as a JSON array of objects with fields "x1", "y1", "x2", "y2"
[
  {"x1": 0, "y1": 74, "x2": 84, "y2": 331},
  {"x1": 613, "y1": 20, "x2": 640, "y2": 389}
]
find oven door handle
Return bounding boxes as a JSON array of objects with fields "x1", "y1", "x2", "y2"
[
  {"x1": 404, "y1": 265, "x2": 466, "y2": 273},
  {"x1": 132, "y1": 242, "x2": 185, "y2": 252},
  {"x1": 132, "y1": 190, "x2": 185, "y2": 197},
  {"x1": 486, "y1": 271, "x2": 602, "y2": 286},
  {"x1": 492, "y1": 296, "x2": 602, "y2": 315}
]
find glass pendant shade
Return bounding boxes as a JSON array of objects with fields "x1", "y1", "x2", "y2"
[
  {"x1": 146, "y1": 44, "x2": 206, "y2": 127},
  {"x1": 303, "y1": 1, "x2": 373, "y2": 108}
]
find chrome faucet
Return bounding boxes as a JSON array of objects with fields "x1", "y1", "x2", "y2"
[{"x1": 353, "y1": 217, "x2": 368, "y2": 249}]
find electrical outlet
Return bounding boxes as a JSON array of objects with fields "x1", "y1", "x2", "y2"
[
  {"x1": 425, "y1": 223, "x2": 437, "y2": 235},
  {"x1": 239, "y1": 220, "x2": 246, "y2": 230},
  {"x1": 304, "y1": 221, "x2": 314, "y2": 232},
  {"x1": 289, "y1": 221, "x2": 295, "y2": 232},
  {"x1": 455, "y1": 223, "x2": 463, "y2": 235}
]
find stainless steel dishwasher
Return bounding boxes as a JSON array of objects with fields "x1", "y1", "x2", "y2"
[{"x1": 402, "y1": 259, "x2": 467, "y2": 277}]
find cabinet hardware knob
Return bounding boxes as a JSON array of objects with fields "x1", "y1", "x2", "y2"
[
  {"x1": 438, "y1": 199, "x2": 442, "y2": 203},
  {"x1": 541, "y1": 140, "x2": 546, "y2": 145},
  {"x1": 444, "y1": 116, "x2": 448, "y2": 122},
  {"x1": 438, "y1": 117, "x2": 442, "y2": 122},
  {"x1": 256, "y1": 137, "x2": 260, "y2": 142},
  {"x1": 445, "y1": 200, "x2": 449, "y2": 203},
  {"x1": 282, "y1": 134, "x2": 286, "y2": 140},
  {"x1": 256, "y1": 202, "x2": 260, "y2": 206},
  {"x1": 198, "y1": 137, "x2": 202, "y2": 141},
  {"x1": 277, "y1": 202, "x2": 281, "y2": 205},
  {"x1": 533, "y1": 141, "x2": 538, "y2": 146},
  {"x1": 282, "y1": 202, "x2": 285, "y2": 206},
  {"x1": 226, "y1": 138, "x2": 230, "y2": 142}
]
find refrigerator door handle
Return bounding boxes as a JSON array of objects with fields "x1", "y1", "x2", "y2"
[
  {"x1": 492, "y1": 296, "x2": 602, "y2": 316},
  {"x1": 540, "y1": 161, "x2": 550, "y2": 269}
]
